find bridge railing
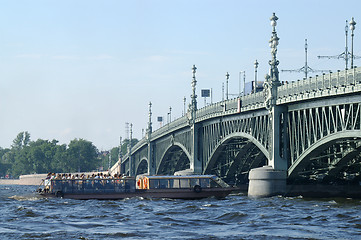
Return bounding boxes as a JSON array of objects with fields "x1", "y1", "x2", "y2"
[
  {"x1": 241, "y1": 91, "x2": 265, "y2": 110},
  {"x1": 151, "y1": 116, "x2": 188, "y2": 140},
  {"x1": 277, "y1": 67, "x2": 361, "y2": 99},
  {"x1": 196, "y1": 98, "x2": 239, "y2": 121}
]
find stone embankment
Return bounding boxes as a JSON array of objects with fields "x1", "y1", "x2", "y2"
[
  {"x1": 0, "y1": 174, "x2": 47, "y2": 186},
  {"x1": 0, "y1": 172, "x2": 108, "y2": 186}
]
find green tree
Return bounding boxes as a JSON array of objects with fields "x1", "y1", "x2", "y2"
[
  {"x1": 11, "y1": 146, "x2": 32, "y2": 176},
  {"x1": 67, "y1": 138, "x2": 99, "y2": 172},
  {"x1": 0, "y1": 147, "x2": 12, "y2": 177},
  {"x1": 27, "y1": 139, "x2": 60, "y2": 174},
  {"x1": 12, "y1": 131, "x2": 30, "y2": 149},
  {"x1": 51, "y1": 143, "x2": 68, "y2": 173}
]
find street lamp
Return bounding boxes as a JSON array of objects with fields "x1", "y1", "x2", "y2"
[
  {"x1": 254, "y1": 60, "x2": 259, "y2": 93},
  {"x1": 264, "y1": 12, "x2": 281, "y2": 111},
  {"x1": 268, "y1": 13, "x2": 280, "y2": 83},
  {"x1": 350, "y1": 17, "x2": 356, "y2": 69},
  {"x1": 239, "y1": 71, "x2": 246, "y2": 96},
  {"x1": 183, "y1": 96, "x2": 186, "y2": 116},
  {"x1": 168, "y1": 106, "x2": 172, "y2": 123},
  {"x1": 225, "y1": 72, "x2": 230, "y2": 100}
]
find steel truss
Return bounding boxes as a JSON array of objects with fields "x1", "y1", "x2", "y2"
[{"x1": 288, "y1": 102, "x2": 361, "y2": 182}]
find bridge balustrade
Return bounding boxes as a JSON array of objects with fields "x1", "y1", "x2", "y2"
[
  {"x1": 241, "y1": 92, "x2": 264, "y2": 110},
  {"x1": 277, "y1": 67, "x2": 361, "y2": 101},
  {"x1": 323, "y1": 74, "x2": 331, "y2": 89},
  {"x1": 331, "y1": 74, "x2": 338, "y2": 88},
  {"x1": 357, "y1": 72, "x2": 361, "y2": 84},
  {"x1": 316, "y1": 75, "x2": 323, "y2": 90},
  {"x1": 196, "y1": 101, "x2": 226, "y2": 120},
  {"x1": 339, "y1": 71, "x2": 346, "y2": 86},
  {"x1": 346, "y1": 71, "x2": 355, "y2": 85}
]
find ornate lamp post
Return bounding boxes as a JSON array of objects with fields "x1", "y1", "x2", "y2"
[
  {"x1": 169, "y1": 106, "x2": 172, "y2": 123},
  {"x1": 147, "y1": 102, "x2": 154, "y2": 175},
  {"x1": 188, "y1": 65, "x2": 201, "y2": 173},
  {"x1": 263, "y1": 12, "x2": 286, "y2": 170},
  {"x1": 264, "y1": 12, "x2": 281, "y2": 110},
  {"x1": 189, "y1": 65, "x2": 197, "y2": 124},
  {"x1": 350, "y1": 17, "x2": 356, "y2": 69},
  {"x1": 254, "y1": 60, "x2": 259, "y2": 93},
  {"x1": 249, "y1": 13, "x2": 287, "y2": 198},
  {"x1": 183, "y1": 96, "x2": 186, "y2": 116},
  {"x1": 225, "y1": 72, "x2": 230, "y2": 100},
  {"x1": 147, "y1": 102, "x2": 152, "y2": 134}
]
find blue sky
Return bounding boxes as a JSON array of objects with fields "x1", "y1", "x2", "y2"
[{"x1": 0, "y1": 0, "x2": 360, "y2": 150}]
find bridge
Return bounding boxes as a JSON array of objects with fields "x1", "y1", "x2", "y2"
[{"x1": 110, "y1": 13, "x2": 361, "y2": 197}]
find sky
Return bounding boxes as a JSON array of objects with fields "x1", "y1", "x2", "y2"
[{"x1": 0, "y1": 0, "x2": 361, "y2": 150}]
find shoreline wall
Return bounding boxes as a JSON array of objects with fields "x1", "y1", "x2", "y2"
[{"x1": 0, "y1": 172, "x2": 109, "y2": 186}]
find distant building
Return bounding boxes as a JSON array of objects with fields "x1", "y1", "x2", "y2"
[{"x1": 244, "y1": 81, "x2": 264, "y2": 95}]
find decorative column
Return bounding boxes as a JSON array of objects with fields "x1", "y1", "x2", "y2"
[
  {"x1": 147, "y1": 102, "x2": 155, "y2": 175},
  {"x1": 226, "y1": 72, "x2": 229, "y2": 100},
  {"x1": 248, "y1": 13, "x2": 287, "y2": 198},
  {"x1": 254, "y1": 60, "x2": 259, "y2": 92},
  {"x1": 183, "y1": 96, "x2": 186, "y2": 116},
  {"x1": 350, "y1": 17, "x2": 356, "y2": 69},
  {"x1": 188, "y1": 65, "x2": 202, "y2": 173},
  {"x1": 118, "y1": 136, "x2": 123, "y2": 174},
  {"x1": 128, "y1": 123, "x2": 134, "y2": 176}
]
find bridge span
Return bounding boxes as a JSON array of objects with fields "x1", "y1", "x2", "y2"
[{"x1": 110, "y1": 13, "x2": 361, "y2": 197}]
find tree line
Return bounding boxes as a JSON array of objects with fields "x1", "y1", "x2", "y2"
[{"x1": 0, "y1": 131, "x2": 138, "y2": 178}]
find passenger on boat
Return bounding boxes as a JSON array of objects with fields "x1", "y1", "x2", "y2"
[{"x1": 44, "y1": 172, "x2": 52, "y2": 193}]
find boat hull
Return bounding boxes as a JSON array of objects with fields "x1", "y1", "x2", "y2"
[{"x1": 39, "y1": 188, "x2": 234, "y2": 200}]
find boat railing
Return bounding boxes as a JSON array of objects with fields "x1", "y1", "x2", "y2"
[
  {"x1": 48, "y1": 178, "x2": 136, "y2": 194},
  {"x1": 137, "y1": 175, "x2": 230, "y2": 190}
]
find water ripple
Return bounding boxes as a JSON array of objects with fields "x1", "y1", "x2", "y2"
[{"x1": 1, "y1": 185, "x2": 361, "y2": 239}]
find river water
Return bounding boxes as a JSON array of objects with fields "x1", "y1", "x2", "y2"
[{"x1": 1, "y1": 185, "x2": 361, "y2": 240}]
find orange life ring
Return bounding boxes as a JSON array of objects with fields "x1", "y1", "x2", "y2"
[
  {"x1": 137, "y1": 179, "x2": 141, "y2": 187},
  {"x1": 143, "y1": 178, "x2": 148, "y2": 189}
]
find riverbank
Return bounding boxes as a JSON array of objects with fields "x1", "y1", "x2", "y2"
[
  {"x1": 0, "y1": 172, "x2": 108, "y2": 186},
  {"x1": 0, "y1": 173, "x2": 47, "y2": 186}
]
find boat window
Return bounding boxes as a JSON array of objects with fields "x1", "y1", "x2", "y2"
[
  {"x1": 168, "y1": 179, "x2": 173, "y2": 188},
  {"x1": 159, "y1": 179, "x2": 169, "y2": 189},
  {"x1": 200, "y1": 178, "x2": 210, "y2": 188},
  {"x1": 172, "y1": 179, "x2": 180, "y2": 188},
  {"x1": 190, "y1": 178, "x2": 200, "y2": 187},
  {"x1": 149, "y1": 179, "x2": 159, "y2": 189},
  {"x1": 179, "y1": 178, "x2": 189, "y2": 188}
]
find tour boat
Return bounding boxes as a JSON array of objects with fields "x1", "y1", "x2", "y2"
[{"x1": 37, "y1": 175, "x2": 236, "y2": 200}]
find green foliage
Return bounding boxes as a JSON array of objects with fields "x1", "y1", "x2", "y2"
[
  {"x1": 0, "y1": 132, "x2": 104, "y2": 178},
  {"x1": 12, "y1": 131, "x2": 30, "y2": 149},
  {"x1": 67, "y1": 138, "x2": 99, "y2": 172},
  {"x1": 0, "y1": 147, "x2": 12, "y2": 177},
  {"x1": 0, "y1": 132, "x2": 139, "y2": 178}
]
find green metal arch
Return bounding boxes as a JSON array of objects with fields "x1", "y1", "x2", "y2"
[
  {"x1": 156, "y1": 142, "x2": 191, "y2": 174},
  {"x1": 203, "y1": 132, "x2": 269, "y2": 174},
  {"x1": 288, "y1": 130, "x2": 361, "y2": 178},
  {"x1": 135, "y1": 157, "x2": 148, "y2": 175}
]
